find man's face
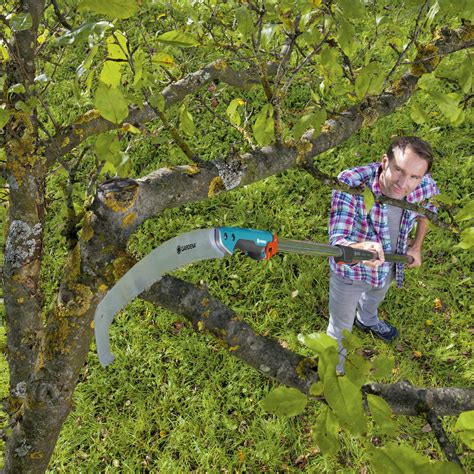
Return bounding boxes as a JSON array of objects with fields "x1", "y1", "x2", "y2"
[{"x1": 379, "y1": 146, "x2": 428, "y2": 199}]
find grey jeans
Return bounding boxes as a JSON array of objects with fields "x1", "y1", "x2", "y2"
[{"x1": 327, "y1": 269, "x2": 394, "y2": 371}]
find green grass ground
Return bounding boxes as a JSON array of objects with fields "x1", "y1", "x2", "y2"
[{"x1": 1, "y1": 86, "x2": 473, "y2": 472}]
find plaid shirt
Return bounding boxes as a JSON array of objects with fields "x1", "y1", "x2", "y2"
[{"x1": 329, "y1": 163, "x2": 439, "y2": 287}]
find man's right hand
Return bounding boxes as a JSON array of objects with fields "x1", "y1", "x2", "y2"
[{"x1": 349, "y1": 241, "x2": 385, "y2": 268}]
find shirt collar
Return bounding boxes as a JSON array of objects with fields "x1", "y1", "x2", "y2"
[{"x1": 370, "y1": 163, "x2": 384, "y2": 197}]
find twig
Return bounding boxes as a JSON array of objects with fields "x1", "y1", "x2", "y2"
[
  {"x1": 301, "y1": 158, "x2": 451, "y2": 229},
  {"x1": 273, "y1": 14, "x2": 301, "y2": 91},
  {"x1": 50, "y1": 0, "x2": 72, "y2": 30},
  {"x1": 383, "y1": 0, "x2": 429, "y2": 89},
  {"x1": 196, "y1": 96, "x2": 253, "y2": 146},
  {"x1": 426, "y1": 409, "x2": 462, "y2": 466},
  {"x1": 282, "y1": 31, "x2": 330, "y2": 94}
]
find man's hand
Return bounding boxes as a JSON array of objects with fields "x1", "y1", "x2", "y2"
[
  {"x1": 407, "y1": 245, "x2": 422, "y2": 268},
  {"x1": 350, "y1": 241, "x2": 384, "y2": 268}
]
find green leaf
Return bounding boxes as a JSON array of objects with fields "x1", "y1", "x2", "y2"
[
  {"x1": 417, "y1": 73, "x2": 440, "y2": 92},
  {"x1": 253, "y1": 103, "x2": 274, "y2": 146},
  {"x1": 320, "y1": 46, "x2": 343, "y2": 79},
  {"x1": 0, "y1": 41, "x2": 9, "y2": 61},
  {"x1": 235, "y1": 6, "x2": 255, "y2": 39},
  {"x1": 8, "y1": 83, "x2": 25, "y2": 95},
  {"x1": 100, "y1": 61, "x2": 122, "y2": 87},
  {"x1": 369, "y1": 442, "x2": 432, "y2": 473},
  {"x1": 337, "y1": 0, "x2": 366, "y2": 18},
  {"x1": 152, "y1": 52, "x2": 176, "y2": 68},
  {"x1": 439, "y1": 0, "x2": 474, "y2": 21},
  {"x1": 8, "y1": 13, "x2": 33, "y2": 32},
  {"x1": 410, "y1": 99, "x2": 430, "y2": 125},
  {"x1": 261, "y1": 387, "x2": 308, "y2": 417},
  {"x1": 133, "y1": 48, "x2": 145, "y2": 86},
  {"x1": 454, "y1": 410, "x2": 474, "y2": 448},
  {"x1": 324, "y1": 375, "x2": 367, "y2": 435},
  {"x1": 367, "y1": 394, "x2": 397, "y2": 435},
  {"x1": 344, "y1": 353, "x2": 370, "y2": 388},
  {"x1": 76, "y1": 45, "x2": 99, "y2": 79},
  {"x1": 95, "y1": 133, "x2": 122, "y2": 165},
  {"x1": 78, "y1": 0, "x2": 139, "y2": 19},
  {"x1": 292, "y1": 109, "x2": 327, "y2": 140},
  {"x1": 107, "y1": 31, "x2": 128, "y2": 60},
  {"x1": 55, "y1": 22, "x2": 114, "y2": 46},
  {"x1": 226, "y1": 98, "x2": 245, "y2": 126},
  {"x1": 455, "y1": 201, "x2": 474, "y2": 223},
  {"x1": 419, "y1": 461, "x2": 464, "y2": 474},
  {"x1": 299, "y1": 332, "x2": 338, "y2": 354},
  {"x1": 94, "y1": 82, "x2": 129, "y2": 124},
  {"x1": 458, "y1": 54, "x2": 473, "y2": 94},
  {"x1": 149, "y1": 93, "x2": 165, "y2": 112},
  {"x1": 341, "y1": 329, "x2": 363, "y2": 352},
  {"x1": 428, "y1": 91, "x2": 463, "y2": 124},
  {"x1": 116, "y1": 152, "x2": 131, "y2": 178},
  {"x1": 309, "y1": 381, "x2": 324, "y2": 396},
  {"x1": 298, "y1": 333, "x2": 339, "y2": 381},
  {"x1": 363, "y1": 186, "x2": 375, "y2": 215},
  {"x1": 372, "y1": 355, "x2": 395, "y2": 379},
  {"x1": 0, "y1": 107, "x2": 10, "y2": 129},
  {"x1": 313, "y1": 406, "x2": 339, "y2": 455},
  {"x1": 300, "y1": 28, "x2": 323, "y2": 48},
  {"x1": 336, "y1": 15, "x2": 357, "y2": 57},
  {"x1": 355, "y1": 62, "x2": 385, "y2": 99},
  {"x1": 432, "y1": 193, "x2": 455, "y2": 205},
  {"x1": 179, "y1": 106, "x2": 195, "y2": 136},
  {"x1": 156, "y1": 31, "x2": 198, "y2": 48},
  {"x1": 455, "y1": 226, "x2": 474, "y2": 250}
]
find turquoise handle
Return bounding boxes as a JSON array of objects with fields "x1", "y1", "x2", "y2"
[{"x1": 216, "y1": 227, "x2": 275, "y2": 260}]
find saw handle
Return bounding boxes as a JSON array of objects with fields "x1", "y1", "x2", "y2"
[
  {"x1": 217, "y1": 227, "x2": 278, "y2": 260},
  {"x1": 335, "y1": 245, "x2": 414, "y2": 265}
]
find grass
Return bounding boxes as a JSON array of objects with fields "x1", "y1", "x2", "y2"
[
  {"x1": 49, "y1": 113, "x2": 472, "y2": 470},
  {"x1": 1, "y1": 58, "x2": 473, "y2": 473}
]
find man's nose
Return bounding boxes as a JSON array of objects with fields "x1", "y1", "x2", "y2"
[{"x1": 398, "y1": 175, "x2": 409, "y2": 189}]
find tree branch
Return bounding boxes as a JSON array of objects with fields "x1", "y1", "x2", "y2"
[
  {"x1": 42, "y1": 24, "x2": 472, "y2": 168},
  {"x1": 50, "y1": 0, "x2": 72, "y2": 30},
  {"x1": 301, "y1": 159, "x2": 448, "y2": 228},
  {"x1": 138, "y1": 274, "x2": 474, "y2": 416},
  {"x1": 425, "y1": 409, "x2": 463, "y2": 466},
  {"x1": 382, "y1": 0, "x2": 429, "y2": 89}
]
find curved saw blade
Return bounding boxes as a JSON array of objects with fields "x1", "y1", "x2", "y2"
[{"x1": 94, "y1": 228, "x2": 226, "y2": 367}]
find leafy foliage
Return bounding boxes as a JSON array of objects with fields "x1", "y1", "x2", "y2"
[{"x1": 0, "y1": 0, "x2": 472, "y2": 471}]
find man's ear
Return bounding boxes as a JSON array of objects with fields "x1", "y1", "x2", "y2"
[{"x1": 381, "y1": 154, "x2": 389, "y2": 170}]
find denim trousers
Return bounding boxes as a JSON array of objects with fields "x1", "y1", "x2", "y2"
[{"x1": 326, "y1": 269, "x2": 394, "y2": 371}]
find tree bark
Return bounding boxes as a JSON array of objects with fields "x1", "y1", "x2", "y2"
[
  {"x1": 142, "y1": 275, "x2": 474, "y2": 416},
  {"x1": 1, "y1": 16, "x2": 472, "y2": 472}
]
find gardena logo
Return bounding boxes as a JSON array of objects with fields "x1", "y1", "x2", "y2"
[{"x1": 177, "y1": 243, "x2": 197, "y2": 254}]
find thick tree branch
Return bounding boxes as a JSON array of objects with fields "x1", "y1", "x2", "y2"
[
  {"x1": 362, "y1": 381, "x2": 474, "y2": 416},
  {"x1": 43, "y1": 25, "x2": 472, "y2": 169},
  {"x1": 139, "y1": 274, "x2": 474, "y2": 416},
  {"x1": 42, "y1": 59, "x2": 267, "y2": 165}
]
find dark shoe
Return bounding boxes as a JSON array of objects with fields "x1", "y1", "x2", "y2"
[{"x1": 354, "y1": 317, "x2": 399, "y2": 342}]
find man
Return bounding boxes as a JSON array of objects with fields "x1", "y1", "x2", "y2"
[{"x1": 327, "y1": 136, "x2": 439, "y2": 372}]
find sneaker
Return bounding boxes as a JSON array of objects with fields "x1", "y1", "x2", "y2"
[{"x1": 354, "y1": 317, "x2": 399, "y2": 342}]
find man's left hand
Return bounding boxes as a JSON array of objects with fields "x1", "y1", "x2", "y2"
[{"x1": 407, "y1": 246, "x2": 422, "y2": 268}]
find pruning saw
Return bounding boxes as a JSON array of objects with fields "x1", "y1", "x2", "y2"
[{"x1": 94, "y1": 227, "x2": 412, "y2": 367}]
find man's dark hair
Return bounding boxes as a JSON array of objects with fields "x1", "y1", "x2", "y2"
[{"x1": 386, "y1": 136, "x2": 433, "y2": 173}]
